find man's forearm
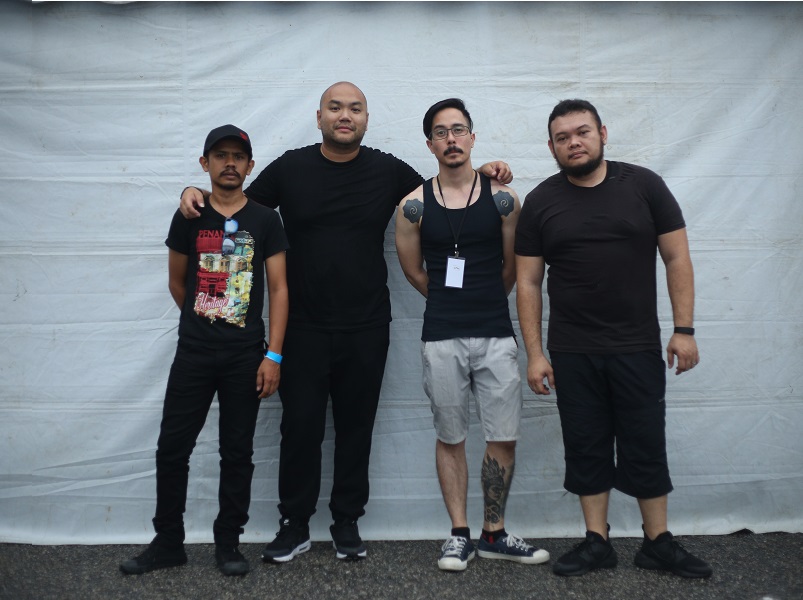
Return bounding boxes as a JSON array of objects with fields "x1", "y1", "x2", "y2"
[
  {"x1": 665, "y1": 257, "x2": 695, "y2": 327},
  {"x1": 169, "y1": 284, "x2": 185, "y2": 309},
  {"x1": 516, "y1": 282, "x2": 546, "y2": 359}
]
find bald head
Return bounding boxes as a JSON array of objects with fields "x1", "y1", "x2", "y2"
[
  {"x1": 320, "y1": 81, "x2": 367, "y2": 110},
  {"x1": 316, "y1": 81, "x2": 369, "y2": 160}
]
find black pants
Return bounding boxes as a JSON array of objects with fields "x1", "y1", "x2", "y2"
[
  {"x1": 152, "y1": 341, "x2": 264, "y2": 547},
  {"x1": 551, "y1": 350, "x2": 673, "y2": 499},
  {"x1": 277, "y1": 325, "x2": 390, "y2": 522}
]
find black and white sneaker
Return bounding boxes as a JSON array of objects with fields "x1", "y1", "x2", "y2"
[
  {"x1": 477, "y1": 532, "x2": 550, "y2": 564},
  {"x1": 330, "y1": 518, "x2": 367, "y2": 560},
  {"x1": 437, "y1": 536, "x2": 475, "y2": 571},
  {"x1": 261, "y1": 517, "x2": 311, "y2": 563}
]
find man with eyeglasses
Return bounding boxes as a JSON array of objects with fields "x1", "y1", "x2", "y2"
[
  {"x1": 178, "y1": 83, "x2": 512, "y2": 562},
  {"x1": 515, "y1": 99, "x2": 711, "y2": 578},
  {"x1": 395, "y1": 98, "x2": 549, "y2": 572},
  {"x1": 121, "y1": 125, "x2": 289, "y2": 576}
]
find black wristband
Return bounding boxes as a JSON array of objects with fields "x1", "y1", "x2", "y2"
[{"x1": 674, "y1": 327, "x2": 695, "y2": 335}]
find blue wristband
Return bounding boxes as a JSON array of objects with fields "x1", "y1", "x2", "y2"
[{"x1": 265, "y1": 350, "x2": 283, "y2": 364}]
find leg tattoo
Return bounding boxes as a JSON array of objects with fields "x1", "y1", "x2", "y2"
[{"x1": 482, "y1": 454, "x2": 514, "y2": 526}]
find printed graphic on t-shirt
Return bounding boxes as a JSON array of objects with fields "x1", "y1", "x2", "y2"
[{"x1": 193, "y1": 228, "x2": 255, "y2": 327}]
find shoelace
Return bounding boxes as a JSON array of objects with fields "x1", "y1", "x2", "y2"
[
  {"x1": 504, "y1": 534, "x2": 534, "y2": 551},
  {"x1": 664, "y1": 538, "x2": 690, "y2": 559},
  {"x1": 443, "y1": 536, "x2": 468, "y2": 554},
  {"x1": 276, "y1": 521, "x2": 302, "y2": 540},
  {"x1": 569, "y1": 538, "x2": 593, "y2": 554}
]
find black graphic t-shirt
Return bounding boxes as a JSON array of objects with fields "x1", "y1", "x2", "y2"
[{"x1": 165, "y1": 199, "x2": 288, "y2": 348}]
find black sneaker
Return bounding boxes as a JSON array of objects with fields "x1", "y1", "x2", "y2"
[
  {"x1": 120, "y1": 543, "x2": 187, "y2": 575},
  {"x1": 215, "y1": 544, "x2": 250, "y2": 576},
  {"x1": 330, "y1": 518, "x2": 367, "y2": 560},
  {"x1": 634, "y1": 530, "x2": 713, "y2": 578},
  {"x1": 552, "y1": 530, "x2": 617, "y2": 576},
  {"x1": 261, "y1": 517, "x2": 311, "y2": 563}
]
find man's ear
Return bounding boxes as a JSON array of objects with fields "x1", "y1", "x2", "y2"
[
  {"x1": 199, "y1": 156, "x2": 209, "y2": 172},
  {"x1": 316, "y1": 109, "x2": 322, "y2": 130},
  {"x1": 547, "y1": 140, "x2": 556, "y2": 159}
]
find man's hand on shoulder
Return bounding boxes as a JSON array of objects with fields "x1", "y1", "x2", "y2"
[
  {"x1": 478, "y1": 161, "x2": 513, "y2": 185},
  {"x1": 179, "y1": 186, "x2": 206, "y2": 219}
]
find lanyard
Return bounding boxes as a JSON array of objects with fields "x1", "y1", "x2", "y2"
[{"x1": 436, "y1": 170, "x2": 478, "y2": 258}]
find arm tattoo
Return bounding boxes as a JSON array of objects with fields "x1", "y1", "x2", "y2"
[
  {"x1": 402, "y1": 198, "x2": 423, "y2": 223},
  {"x1": 481, "y1": 455, "x2": 515, "y2": 525},
  {"x1": 493, "y1": 191, "x2": 514, "y2": 217}
]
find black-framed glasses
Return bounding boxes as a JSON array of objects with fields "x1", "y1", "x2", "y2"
[
  {"x1": 221, "y1": 218, "x2": 238, "y2": 255},
  {"x1": 430, "y1": 125, "x2": 470, "y2": 141}
]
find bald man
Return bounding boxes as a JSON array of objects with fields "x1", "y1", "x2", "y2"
[{"x1": 180, "y1": 82, "x2": 512, "y2": 562}]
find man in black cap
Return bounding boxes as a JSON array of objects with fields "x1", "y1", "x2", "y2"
[{"x1": 121, "y1": 125, "x2": 289, "y2": 576}]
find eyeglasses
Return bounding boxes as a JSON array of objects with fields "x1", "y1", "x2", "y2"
[
  {"x1": 221, "y1": 218, "x2": 238, "y2": 255},
  {"x1": 430, "y1": 125, "x2": 470, "y2": 141}
]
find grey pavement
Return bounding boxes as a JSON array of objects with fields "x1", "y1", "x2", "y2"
[{"x1": 1, "y1": 532, "x2": 801, "y2": 600}]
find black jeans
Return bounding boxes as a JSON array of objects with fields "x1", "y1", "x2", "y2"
[
  {"x1": 152, "y1": 341, "x2": 264, "y2": 547},
  {"x1": 277, "y1": 325, "x2": 390, "y2": 522}
]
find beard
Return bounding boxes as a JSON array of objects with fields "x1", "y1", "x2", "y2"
[
  {"x1": 556, "y1": 142, "x2": 604, "y2": 178},
  {"x1": 442, "y1": 146, "x2": 468, "y2": 169}
]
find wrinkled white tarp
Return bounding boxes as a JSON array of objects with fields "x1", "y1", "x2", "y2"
[{"x1": 1, "y1": 1, "x2": 801, "y2": 544}]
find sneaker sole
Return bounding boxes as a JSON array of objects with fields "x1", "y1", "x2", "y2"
[
  {"x1": 333, "y1": 542, "x2": 367, "y2": 560},
  {"x1": 633, "y1": 552, "x2": 712, "y2": 578},
  {"x1": 477, "y1": 548, "x2": 550, "y2": 564},
  {"x1": 119, "y1": 556, "x2": 187, "y2": 575},
  {"x1": 438, "y1": 551, "x2": 475, "y2": 571},
  {"x1": 218, "y1": 562, "x2": 250, "y2": 576},
  {"x1": 552, "y1": 554, "x2": 617, "y2": 576},
  {"x1": 261, "y1": 540, "x2": 311, "y2": 563}
]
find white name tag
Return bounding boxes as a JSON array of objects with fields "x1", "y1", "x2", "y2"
[{"x1": 445, "y1": 256, "x2": 465, "y2": 288}]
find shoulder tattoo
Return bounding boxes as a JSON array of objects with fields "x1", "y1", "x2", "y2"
[
  {"x1": 493, "y1": 190, "x2": 515, "y2": 217},
  {"x1": 402, "y1": 198, "x2": 423, "y2": 224}
]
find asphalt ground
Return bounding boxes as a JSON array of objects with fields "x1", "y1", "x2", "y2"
[{"x1": 1, "y1": 531, "x2": 800, "y2": 600}]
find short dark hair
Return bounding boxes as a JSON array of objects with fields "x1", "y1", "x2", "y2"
[
  {"x1": 548, "y1": 99, "x2": 602, "y2": 140},
  {"x1": 423, "y1": 98, "x2": 473, "y2": 139}
]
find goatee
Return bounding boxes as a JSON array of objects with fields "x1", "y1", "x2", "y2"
[{"x1": 557, "y1": 145, "x2": 604, "y2": 178}]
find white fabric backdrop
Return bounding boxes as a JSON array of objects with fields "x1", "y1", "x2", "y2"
[{"x1": 1, "y1": 1, "x2": 801, "y2": 544}]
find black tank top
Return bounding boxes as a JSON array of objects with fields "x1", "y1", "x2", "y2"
[{"x1": 420, "y1": 173, "x2": 514, "y2": 341}]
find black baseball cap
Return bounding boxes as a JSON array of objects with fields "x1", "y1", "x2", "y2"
[{"x1": 203, "y1": 124, "x2": 252, "y2": 159}]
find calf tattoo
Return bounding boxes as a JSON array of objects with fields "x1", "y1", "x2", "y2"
[
  {"x1": 482, "y1": 455, "x2": 514, "y2": 525},
  {"x1": 402, "y1": 198, "x2": 423, "y2": 223},
  {"x1": 493, "y1": 191, "x2": 514, "y2": 217}
]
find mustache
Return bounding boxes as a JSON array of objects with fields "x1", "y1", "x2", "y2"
[
  {"x1": 219, "y1": 169, "x2": 242, "y2": 178},
  {"x1": 444, "y1": 147, "x2": 463, "y2": 156}
]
